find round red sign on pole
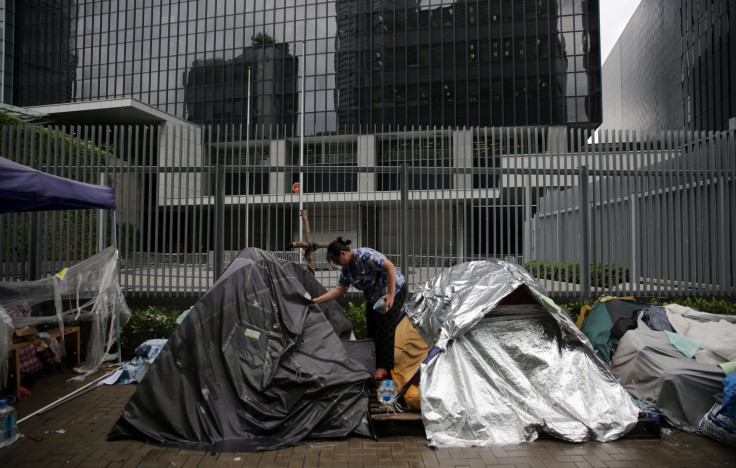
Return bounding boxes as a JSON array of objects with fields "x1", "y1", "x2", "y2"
[{"x1": 292, "y1": 182, "x2": 300, "y2": 193}]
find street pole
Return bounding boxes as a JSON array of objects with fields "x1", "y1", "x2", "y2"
[
  {"x1": 245, "y1": 66, "x2": 251, "y2": 247},
  {"x1": 299, "y1": 41, "x2": 305, "y2": 244}
]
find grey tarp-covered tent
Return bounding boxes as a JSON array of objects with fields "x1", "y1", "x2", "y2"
[
  {"x1": 108, "y1": 248, "x2": 375, "y2": 452},
  {"x1": 405, "y1": 260, "x2": 639, "y2": 446},
  {"x1": 610, "y1": 328, "x2": 725, "y2": 431}
]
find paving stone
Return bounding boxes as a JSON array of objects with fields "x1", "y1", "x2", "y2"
[{"x1": 4, "y1": 375, "x2": 736, "y2": 468}]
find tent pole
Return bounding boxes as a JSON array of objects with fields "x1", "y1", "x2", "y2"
[
  {"x1": 113, "y1": 210, "x2": 121, "y2": 363},
  {"x1": 17, "y1": 368, "x2": 119, "y2": 424},
  {"x1": 29, "y1": 211, "x2": 41, "y2": 281}
]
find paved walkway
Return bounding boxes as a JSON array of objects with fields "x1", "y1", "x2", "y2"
[{"x1": 3, "y1": 369, "x2": 735, "y2": 467}]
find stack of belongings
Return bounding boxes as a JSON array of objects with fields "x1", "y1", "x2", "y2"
[
  {"x1": 700, "y1": 373, "x2": 736, "y2": 447},
  {"x1": 398, "y1": 260, "x2": 639, "y2": 447},
  {"x1": 580, "y1": 299, "x2": 736, "y2": 444},
  {"x1": 116, "y1": 339, "x2": 168, "y2": 385}
]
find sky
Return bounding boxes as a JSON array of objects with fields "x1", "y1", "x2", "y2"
[{"x1": 599, "y1": 0, "x2": 642, "y2": 62}]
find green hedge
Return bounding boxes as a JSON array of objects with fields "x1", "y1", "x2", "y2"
[
  {"x1": 343, "y1": 301, "x2": 368, "y2": 339},
  {"x1": 669, "y1": 297, "x2": 736, "y2": 316},
  {"x1": 556, "y1": 296, "x2": 736, "y2": 326},
  {"x1": 525, "y1": 260, "x2": 630, "y2": 289}
]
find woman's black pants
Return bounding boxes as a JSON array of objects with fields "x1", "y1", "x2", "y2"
[{"x1": 366, "y1": 286, "x2": 407, "y2": 371}]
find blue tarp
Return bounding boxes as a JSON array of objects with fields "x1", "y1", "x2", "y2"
[{"x1": 0, "y1": 157, "x2": 115, "y2": 213}]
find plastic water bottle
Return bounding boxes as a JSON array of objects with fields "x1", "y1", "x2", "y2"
[
  {"x1": 0, "y1": 398, "x2": 19, "y2": 448},
  {"x1": 377, "y1": 379, "x2": 397, "y2": 405}
]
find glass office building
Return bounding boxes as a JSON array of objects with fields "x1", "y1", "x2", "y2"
[
  {"x1": 7, "y1": 0, "x2": 602, "y2": 135},
  {"x1": 602, "y1": 0, "x2": 736, "y2": 132},
  {"x1": 11, "y1": 0, "x2": 77, "y2": 106}
]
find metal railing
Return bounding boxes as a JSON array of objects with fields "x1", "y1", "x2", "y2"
[{"x1": 1, "y1": 124, "x2": 733, "y2": 300}]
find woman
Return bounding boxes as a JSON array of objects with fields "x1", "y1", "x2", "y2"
[{"x1": 314, "y1": 237, "x2": 407, "y2": 381}]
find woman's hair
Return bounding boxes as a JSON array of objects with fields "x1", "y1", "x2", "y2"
[{"x1": 326, "y1": 236, "x2": 351, "y2": 258}]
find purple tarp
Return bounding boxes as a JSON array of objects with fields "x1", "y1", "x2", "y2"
[{"x1": 0, "y1": 157, "x2": 115, "y2": 213}]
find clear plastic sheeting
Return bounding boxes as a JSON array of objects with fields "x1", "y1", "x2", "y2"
[
  {"x1": 406, "y1": 260, "x2": 639, "y2": 446},
  {"x1": 0, "y1": 246, "x2": 129, "y2": 386},
  {"x1": 0, "y1": 308, "x2": 13, "y2": 388}
]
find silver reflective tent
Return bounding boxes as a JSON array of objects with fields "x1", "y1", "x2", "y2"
[{"x1": 405, "y1": 260, "x2": 639, "y2": 446}]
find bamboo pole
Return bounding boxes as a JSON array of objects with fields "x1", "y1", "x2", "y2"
[{"x1": 288, "y1": 210, "x2": 329, "y2": 276}]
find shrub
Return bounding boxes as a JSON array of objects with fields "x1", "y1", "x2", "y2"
[
  {"x1": 343, "y1": 301, "x2": 367, "y2": 339},
  {"x1": 525, "y1": 260, "x2": 630, "y2": 288},
  {"x1": 668, "y1": 297, "x2": 736, "y2": 316},
  {"x1": 120, "y1": 306, "x2": 181, "y2": 358},
  {"x1": 558, "y1": 296, "x2": 735, "y2": 329},
  {"x1": 557, "y1": 297, "x2": 594, "y2": 324}
]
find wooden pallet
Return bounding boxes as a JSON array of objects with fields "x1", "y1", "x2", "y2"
[{"x1": 368, "y1": 389, "x2": 659, "y2": 439}]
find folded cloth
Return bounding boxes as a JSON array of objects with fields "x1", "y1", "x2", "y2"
[
  {"x1": 719, "y1": 361, "x2": 736, "y2": 375},
  {"x1": 665, "y1": 330, "x2": 700, "y2": 359}
]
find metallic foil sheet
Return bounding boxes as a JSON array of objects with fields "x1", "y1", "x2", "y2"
[{"x1": 406, "y1": 260, "x2": 639, "y2": 446}]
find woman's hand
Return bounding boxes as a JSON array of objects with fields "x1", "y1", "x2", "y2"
[
  {"x1": 315, "y1": 285, "x2": 349, "y2": 305},
  {"x1": 381, "y1": 293, "x2": 394, "y2": 311}
]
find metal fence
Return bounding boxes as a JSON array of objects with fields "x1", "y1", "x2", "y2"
[{"x1": 1, "y1": 123, "x2": 734, "y2": 300}]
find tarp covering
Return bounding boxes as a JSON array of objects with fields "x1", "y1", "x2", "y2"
[
  {"x1": 664, "y1": 304, "x2": 736, "y2": 365},
  {"x1": 610, "y1": 328, "x2": 726, "y2": 432},
  {"x1": 0, "y1": 156, "x2": 115, "y2": 213},
  {"x1": 405, "y1": 260, "x2": 639, "y2": 446},
  {"x1": 391, "y1": 313, "x2": 430, "y2": 394},
  {"x1": 108, "y1": 248, "x2": 375, "y2": 452},
  {"x1": 610, "y1": 305, "x2": 736, "y2": 432}
]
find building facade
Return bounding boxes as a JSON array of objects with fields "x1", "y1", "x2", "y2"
[
  {"x1": 0, "y1": 1, "x2": 603, "y2": 267},
  {"x1": 602, "y1": 0, "x2": 736, "y2": 132},
  {"x1": 5, "y1": 0, "x2": 602, "y2": 136},
  {"x1": 11, "y1": 0, "x2": 78, "y2": 106}
]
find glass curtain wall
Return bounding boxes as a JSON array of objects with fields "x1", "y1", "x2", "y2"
[{"x1": 15, "y1": 1, "x2": 601, "y2": 136}]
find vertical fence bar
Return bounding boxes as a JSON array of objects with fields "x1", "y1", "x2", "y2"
[
  {"x1": 720, "y1": 131, "x2": 733, "y2": 295},
  {"x1": 728, "y1": 130, "x2": 736, "y2": 296},
  {"x1": 663, "y1": 131, "x2": 673, "y2": 298},
  {"x1": 707, "y1": 131, "x2": 717, "y2": 295},
  {"x1": 150, "y1": 124, "x2": 160, "y2": 296},
  {"x1": 214, "y1": 133, "x2": 225, "y2": 279},
  {"x1": 673, "y1": 129, "x2": 684, "y2": 296},
  {"x1": 579, "y1": 165, "x2": 590, "y2": 299},
  {"x1": 401, "y1": 161, "x2": 409, "y2": 278}
]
